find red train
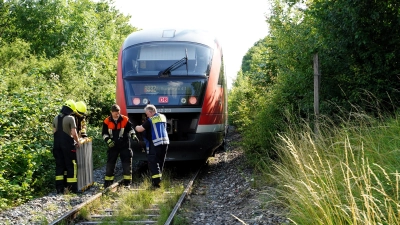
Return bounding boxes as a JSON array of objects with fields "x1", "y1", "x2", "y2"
[{"x1": 116, "y1": 28, "x2": 228, "y2": 161}]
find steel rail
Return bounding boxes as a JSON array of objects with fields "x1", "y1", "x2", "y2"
[
  {"x1": 49, "y1": 180, "x2": 122, "y2": 225},
  {"x1": 163, "y1": 158, "x2": 207, "y2": 225},
  {"x1": 50, "y1": 159, "x2": 206, "y2": 224}
]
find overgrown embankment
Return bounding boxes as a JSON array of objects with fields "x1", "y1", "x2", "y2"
[
  {"x1": 0, "y1": 0, "x2": 137, "y2": 209},
  {"x1": 227, "y1": 0, "x2": 400, "y2": 223},
  {"x1": 269, "y1": 113, "x2": 400, "y2": 224}
]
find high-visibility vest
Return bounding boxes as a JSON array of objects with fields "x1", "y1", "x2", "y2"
[{"x1": 149, "y1": 113, "x2": 169, "y2": 146}]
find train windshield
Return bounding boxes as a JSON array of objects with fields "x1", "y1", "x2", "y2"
[{"x1": 122, "y1": 42, "x2": 213, "y2": 77}]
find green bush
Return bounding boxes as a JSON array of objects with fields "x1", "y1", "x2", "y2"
[
  {"x1": 0, "y1": 69, "x2": 63, "y2": 208},
  {"x1": 0, "y1": 40, "x2": 118, "y2": 209},
  {"x1": 0, "y1": 0, "x2": 136, "y2": 209}
]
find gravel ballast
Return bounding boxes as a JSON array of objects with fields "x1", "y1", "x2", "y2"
[
  {"x1": 177, "y1": 126, "x2": 289, "y2": 225},
  {"x1": 0, "y1": 126, "x2": 289, "y2": 225},
  {"x1": 0, "y1": 161, "x2": 123, "y2": 224}
]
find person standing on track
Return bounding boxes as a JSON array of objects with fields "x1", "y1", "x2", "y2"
[
  {"x1": 62, "y1": 100, "x2": 88, "y2": 189},
  {"x1": 102, "y1": 104, "x2": 138, "y2": 188},
  {"x1": 52, "y1": 99, "x2": 80, "y2": 194},
  {"x1": 135, "y1": 104, "x2": 169, "y2": 189}
]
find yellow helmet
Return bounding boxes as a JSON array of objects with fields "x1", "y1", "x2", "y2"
[
  {"x1": 76, "y1": 101, "x2": 87, "y2": 115},
  {"x1": 64, "y1": 99, "x2": 77, "y2": 112}
]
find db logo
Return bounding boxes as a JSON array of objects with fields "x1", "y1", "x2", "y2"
[{"x1": 158, "y1": 96, "x2": 168, "y2": 103}]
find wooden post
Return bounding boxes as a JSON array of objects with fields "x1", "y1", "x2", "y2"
[{"x1": 313, "y1": 53, "x2": 320, "y2": 134}]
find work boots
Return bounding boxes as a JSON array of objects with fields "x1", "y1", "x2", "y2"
[
  {"x1": 123, "y1": 179, "x2": 131, "y2": 187},
  {"x1": 152, "y1": 179, "x2": 161, "y2": 189},
  {"x1": 104, "y1": 180, "x2": 113, "y2": 189}
]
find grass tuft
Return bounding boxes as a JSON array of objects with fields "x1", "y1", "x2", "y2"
[{"x1": 266, "y1": 113, "x2": 400, "y2": 224}]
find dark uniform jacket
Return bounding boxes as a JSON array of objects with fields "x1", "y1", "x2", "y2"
[{"x1": 102, "y1": 115, "x2": 134, "y2": 148}]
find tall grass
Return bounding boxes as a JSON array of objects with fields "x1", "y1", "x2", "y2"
[{"x1": 270, "y1": 113, "x2": 400, "y2": 224}]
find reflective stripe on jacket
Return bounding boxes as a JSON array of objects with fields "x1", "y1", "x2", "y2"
[
  {"x1": 102, "y1": 115, "x2": 129, "y2": 141},
  {"x1": 149, "y1": 113, "x2": 169, "y2": 146}
]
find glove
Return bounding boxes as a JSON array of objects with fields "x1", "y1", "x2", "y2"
[
  {"x1": 131, "y1": 132, "x2": 139, "y2": 143},
  {"x1": 106, "y1": 138, "x2": 115, "y2": 148}
]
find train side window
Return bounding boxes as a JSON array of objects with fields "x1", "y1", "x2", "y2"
[
  {"x1": 123, "y1": 47, "x2": 140, "y2": 76},
  {"x1": 195, "y1": 47, "x2": 211, "y2": 76},
  {"x1": 132, "y1": 60, "x2": 138, "y2": 73},
  {"x1": 218, "y1": 55, "x2": 225, "y2": 85},
  {"x1": 195, "y1": 58, "x2": 208, "y2": 75}
]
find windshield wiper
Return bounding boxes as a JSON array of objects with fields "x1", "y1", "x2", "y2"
[{"x1": 158, "y1": 49, "x2": 189, "y2": 77}]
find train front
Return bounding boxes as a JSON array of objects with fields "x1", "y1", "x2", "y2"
[{"x1": 116, "y1": 29, "x2": 226, "y2": 161}]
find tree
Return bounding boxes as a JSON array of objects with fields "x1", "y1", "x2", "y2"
[{"x1": 309, "y1": 0, "x2": 400, "y2": 112}]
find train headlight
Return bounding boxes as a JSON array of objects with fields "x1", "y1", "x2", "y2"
[
  {"x1": 142, "y1": 98, "x2": 149, "y2": 105},
  {"x1": 189, "y1": 96, "x2": 197, "y2": 105},
  {"x1": 180, "y1": 97, "x2": 187, "y2": 104},
  {"x1": 133, "y1": 97, "x2": 141, "y2": 105}
]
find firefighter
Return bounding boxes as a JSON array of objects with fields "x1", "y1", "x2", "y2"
[
  {"x1": 74, "y1": 101, "x2": 88, "y2": 138},
  {"x1": 62, "y1": 100, "x2": 88, "y2": 187},
  {"x1": 135, "y1": 104, "x2": 169, "y2": 189},
  {"x1": 102, "y1": 104, "x2": 138, "y2": 188},
  {"x1": 52, "y1": 99, "x2": 80, "y2": 194}
]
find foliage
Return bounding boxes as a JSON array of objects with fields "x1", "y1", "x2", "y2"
[
  {"x1": 0, "y1": 0, "x2": 137, "y2": 209},
  {"x1": 270, "y1": 112, "x2": 400, "y2": 224},
  {"x1": 225, "y1": 0, "x2": 400, "y2": 223},
  {"x1": 0, "y1": 64, "x2": 63, "y2": 208},
  {"x1": 88, "y1": 128, "x2": 108, "y2": 168},
  {"x1": 228, "y1": 71, "x2": 256, "y2": 129},
  {"x1": 1, "y1": 0, "x2": 136, "y2": 123},
  {"x1": 229, "y1": 0, "x2": 400, "y2": 158},
  {"x1": 309, "y1": 0, "x2": 400, "y2": 112},
  {"x1": 241, "y1": 37, "x2": 278, "y2": 88}
]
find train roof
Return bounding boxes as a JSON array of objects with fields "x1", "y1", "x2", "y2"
[{"x1": 122, "y1": 28, "x2": 220, "y2": 50}]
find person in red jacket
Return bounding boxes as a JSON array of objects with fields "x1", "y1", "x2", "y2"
[{"x1": 102, "y1": 104, "x2": 138, "y2": 188}]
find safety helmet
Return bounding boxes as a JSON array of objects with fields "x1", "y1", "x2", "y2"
[
  {"x1": 76, "y1": 101, "x2": 87, "y2": 115},
  {"x1": 64, "y1": 99, "x2": 77, "y2": 112}
]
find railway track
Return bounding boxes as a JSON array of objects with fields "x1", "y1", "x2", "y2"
[{"x1": 49, "y1": 159, "x2": 206, "y2": 225}]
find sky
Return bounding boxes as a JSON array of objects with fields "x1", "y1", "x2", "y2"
[{"x1": 110, "y1": 0, "x2": 270, "y2": 88}]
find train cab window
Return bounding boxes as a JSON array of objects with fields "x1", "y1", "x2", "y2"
[
  {"x1": 218, "y1": 55, "x2": 225, "y2": 86},
  {"x1": 122, "y1": 42, "x2": 213, "y2": 77}
]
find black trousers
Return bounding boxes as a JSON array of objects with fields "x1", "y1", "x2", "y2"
[
  {"x1": 53, "y1": 141, "x2": 77, "y2": 193},
  {"x1": 147, "y1": 143, "x2": 168, "y2": 186},
  {"x1": 105, "y1": 145, "x2": 133, "y2": 187}
]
